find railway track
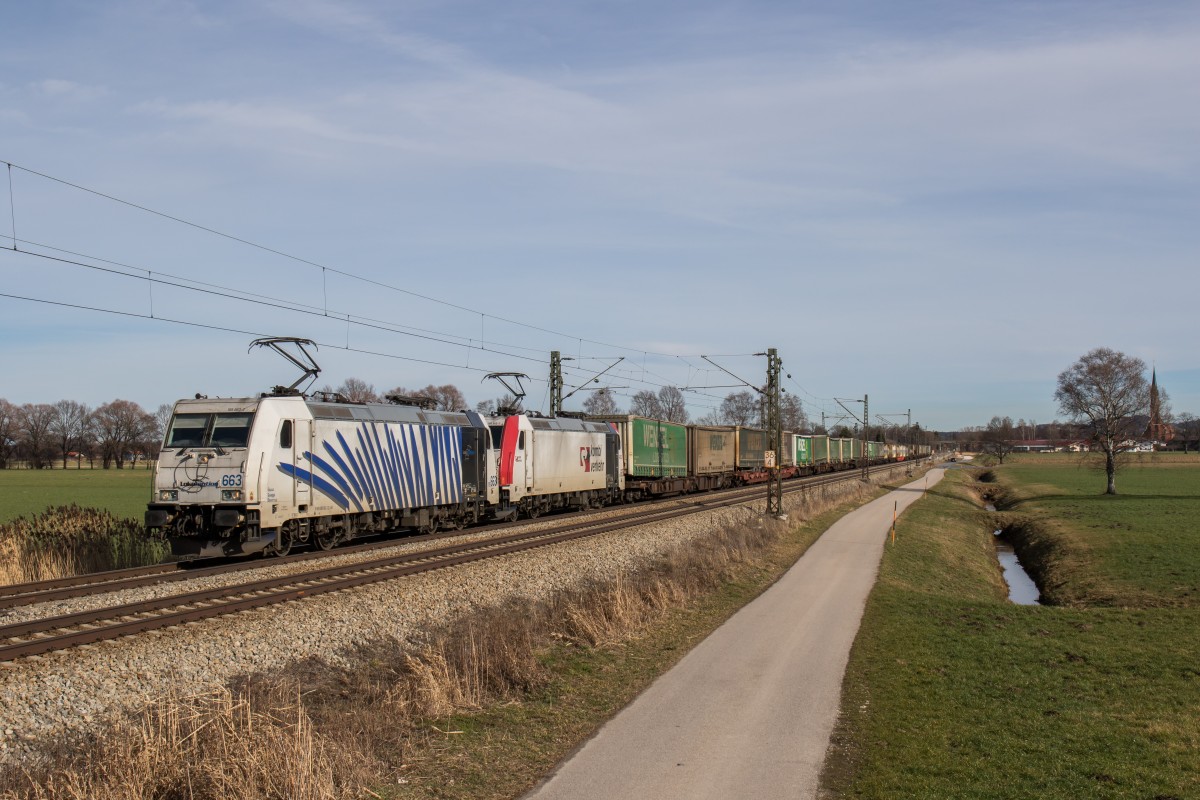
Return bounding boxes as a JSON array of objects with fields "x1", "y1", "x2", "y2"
[{"x1": 0, "y1": 463, "x2": 908, "y2": 663}]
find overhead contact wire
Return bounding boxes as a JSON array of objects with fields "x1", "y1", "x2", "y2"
[{"x1": 3, "y1": 161, "x2": 758, "y2": 361}]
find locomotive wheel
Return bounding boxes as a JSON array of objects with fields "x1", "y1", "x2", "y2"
[
  {"x1": 272, "y1": 522, "x2": 295, "y2": 557},
  {"x1": 527, "y1": 505, "x2": 541, "y2": 519},
  {"x1": 418, "y1": 519, "x2": 439, "y2": 535},
  {"x1": 315, "y1": 528, "x2": 337, "y2": 551}
]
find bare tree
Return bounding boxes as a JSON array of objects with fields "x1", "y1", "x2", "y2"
[
  {"x1": 92, "y1": 400, "x2": 156, "y2": 469},
  {"x1": 0, "y1": 399, "x2": 18, "y2": 469},
  {"x1": 49, "y1": 400, "x2": 91, "y2": 468},
  {"x1": 1055, "y1": 348, "x2": 1149, "y2": 494},
  {"x1": 980, "y1": 415, "x2": 1017, "y2": 464},
  {"x1": 781, "y1": 393, "x2": 807, "y2": 432},
  {"x1": 657, "y1": 386, "x2": 689, "y2": 423},
  {"x1": 1175, "y1": 412, "x2": 1199, "y2": 452},
  {"x1": 336, "y1": 378, "x2": 379, "y2": 403},
  {"x1": 719, "y1": 391, "x2": 758, "y2": 426},
  {"x1": 582, "y1": 388, "x2": 621, "y2": 416},
  {"x1": 19, "y1": 404, "x2": 56, "y2": 468},
  {"x1": 155, "y1": 403, "x2": 173, "y2": 443},
  {"x1": 418, "y1": 384, "x2": 467, "y2": 411},
  {"x1": 475, "y1": 394, "x2": 519, "y2": 416},
  {"x1": 628, "y1": 390, "x2": 663, "y2": 419}
]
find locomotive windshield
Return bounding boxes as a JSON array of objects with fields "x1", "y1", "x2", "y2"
[{"x1": 165, "y1": 412, "x2": 255, "y2": 449}]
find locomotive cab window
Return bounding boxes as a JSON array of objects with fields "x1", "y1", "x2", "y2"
[
  {"x1": 165, "y1": 412, "x2": 255, "y2": 449},
  {"x1": 280, "y1": 419, "x2": 292, "y2": 449},
  {"x1": 165, "y1": 414, "x2": 208, "y2": 448},
  {"x1": 211, "y1": 414, "x2": 254, "y2": 448}
]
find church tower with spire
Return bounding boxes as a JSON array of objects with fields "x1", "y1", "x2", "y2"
[{"x1": 1145, "y1": 368, "x2": 1174, "y2": 444}]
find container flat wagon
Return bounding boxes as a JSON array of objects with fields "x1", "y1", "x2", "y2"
[
  {"x1": 736, "y1": 427, "x2": 770, "y2": 471},
  {"x1": 591, "y1": 415, "x2": 690, "y2": 498},
  {"x1": 688, "y1": 425, "x2": 738, "y2": 490},
  {"x1": 780, "y1": 432, "x2": 796, "y2": 467},
  {"x1": 795, "y1": 435, "x2": 813, "y2": 467},
  {"x1": 811, "y1": 435, "x2": 830, "y2": 466}
]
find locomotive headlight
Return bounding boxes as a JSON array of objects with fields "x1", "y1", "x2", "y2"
[
  {"x1": 159, "y1": 489, "x2": 178, "y2": 501},
  {"x1": 222, "y1": 489, "x2": 243, "y2": 501}
]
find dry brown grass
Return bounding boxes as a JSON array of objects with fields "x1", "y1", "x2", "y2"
[
  {"x1": 0, "y1": 506, "x2": 166, "y2": 586},
  {"x1": 1, "y1": 685, "x2": 366, "y2": 800},
  {"x1": 0, "y1": 471, "x2": 901, "y2": 799},
  {"x1": 0, "y1": 538, "x2": 75, "y2": 586}
]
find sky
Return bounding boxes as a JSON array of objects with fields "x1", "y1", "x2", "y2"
[{"x1": 1, "y1": 0, "x2": 1198, "y2": 431}]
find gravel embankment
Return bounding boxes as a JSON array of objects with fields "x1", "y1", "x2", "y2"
[{"x1": 0, "y1": 466, "x2": 912, "y2": 766}]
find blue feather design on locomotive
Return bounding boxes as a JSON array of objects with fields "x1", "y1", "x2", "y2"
[{"x1": 277, "y1": 422, "x2": 463, "y2": 511}]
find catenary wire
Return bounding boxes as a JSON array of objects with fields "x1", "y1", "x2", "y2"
[{"x1": 3, "y1": 160, "x2": 757, "y2": 361}]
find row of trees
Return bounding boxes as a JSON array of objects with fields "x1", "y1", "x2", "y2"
[
  {"x1": 576, "y1": 385, "x2": 939, "y2": 448},
  {"x1": 334, "y1": 378, "x2": 816, "y2": 432},
  {"x1": 2, "y1": 376, "x2": 946, "y2": 469},
  {"x1": 0, "y1": 398, "x2": 162, "y2": 469},
  {"x1": 580, "y1": 386, "x2": 810, "y2": 430}
]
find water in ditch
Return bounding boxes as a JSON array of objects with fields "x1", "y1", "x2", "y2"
[{"x1": 985, "y1": 504, "x2": 1041, "y2": 606}]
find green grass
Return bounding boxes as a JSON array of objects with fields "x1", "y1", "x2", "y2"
[
  {"x1": 0, "y1": 468, "x2": 151, "y2": 524},
  {"x1": 823, "y1": 468, "x2": 1200, "y2": 799},
  {"x1": 998, "y1": 461, "x2": 1200, "y2": 606}
]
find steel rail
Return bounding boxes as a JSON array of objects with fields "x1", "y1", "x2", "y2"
[
  {"x1": 0, "y1": 461, "x2": 915, "y2": 662},
  {"x1": 0, "y1": 462, "x2": 871, "y2": 610},
  {"x1": 0, "y1": 485, "x2": 772, "y2": 662}
]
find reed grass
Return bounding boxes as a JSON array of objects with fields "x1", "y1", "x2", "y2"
[{"x1": 0, "y1": 506, "x2": 166, "y2": 585}]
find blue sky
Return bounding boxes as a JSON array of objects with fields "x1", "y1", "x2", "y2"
[{"x1": 2, "y1": 0, "x2": 1197, "y2": 430}]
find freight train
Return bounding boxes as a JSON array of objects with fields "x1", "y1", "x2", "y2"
[{"x1": 146, "y1": 392, "x2": 928, "y2": 559}]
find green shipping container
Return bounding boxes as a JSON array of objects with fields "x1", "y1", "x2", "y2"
[
  {"x1": 812, "y1": 435, "x2": 830, "y2": 464},
  {"x1": 599, "y1": 416, "x2": 688, "y2": 478},
  {"x1": 794, "y1": 435, "x2": 812, "y2": 466}
]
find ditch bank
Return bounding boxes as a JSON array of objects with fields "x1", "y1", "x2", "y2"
[
  {"x1": 975, "y1": 475, "x2": 1053, "y2": 606},
  {"x1": 973, "y1": 473, "x2": 1106, "y2": 608}
]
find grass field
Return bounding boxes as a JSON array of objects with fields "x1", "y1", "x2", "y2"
[
  {"x1": 823, "y1": 464, "x2": 1200, "y2": 799},
  {"x1": 0, "y1": 468, "x2": 151, "y2": 524},
  {"x1": 997, "y1": 461, "x2": 1200, "y2": 606}
]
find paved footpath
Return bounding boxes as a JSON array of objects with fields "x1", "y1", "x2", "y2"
[{"x1": 524, "y1": 469, "x2": 945, "y2": 800}]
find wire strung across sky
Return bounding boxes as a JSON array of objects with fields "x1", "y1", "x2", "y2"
[
  {"x1": 1, "y1": 158, "x2": 863, "y2": 419},
  {"x1": 2, "y1": 160, "x2": 755, "y2": 362}
]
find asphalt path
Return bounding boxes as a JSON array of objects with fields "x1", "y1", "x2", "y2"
[{"x1": 524, "y1": 469, "x2": 946, "y2": 800}]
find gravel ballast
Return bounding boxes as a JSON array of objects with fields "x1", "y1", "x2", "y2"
[{"x1": 0, "y1": 467, "x2": 913, "y2": 766}]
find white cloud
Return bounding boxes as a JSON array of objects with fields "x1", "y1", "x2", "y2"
[
  {"x1": 32, "y1": 79, "x2": 108, "y2": 101},
  {"x1": 127, "y1": 21, "x2": 1200, "y2": 215}
]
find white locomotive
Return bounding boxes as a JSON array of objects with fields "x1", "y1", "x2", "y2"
[{"x1": 146, "y1": 393, "x2": 623, "y2": 559}]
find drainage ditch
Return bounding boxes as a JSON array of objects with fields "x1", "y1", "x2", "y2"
[{"x1": 984, "y1": 502, "x2": 1041, "y2": 606}]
